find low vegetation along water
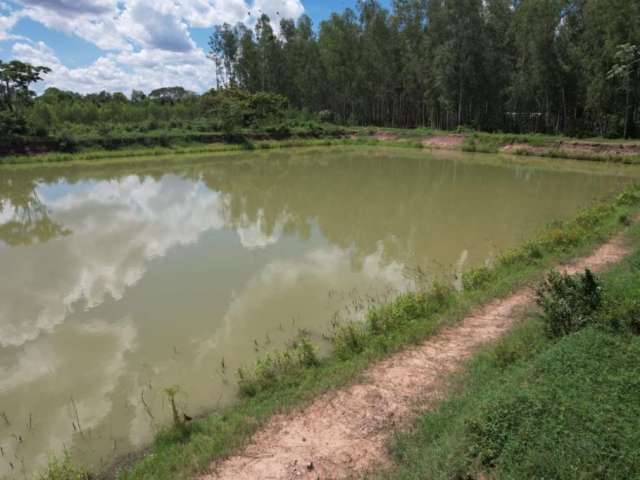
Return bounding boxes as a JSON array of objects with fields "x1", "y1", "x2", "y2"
[{"x1": 0, "y1": 147, "x2": 636, "y2": 477}]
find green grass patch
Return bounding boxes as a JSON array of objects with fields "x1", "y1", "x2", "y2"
[{"x1": 38, "y1": 454, "x2": 90, "y2": 480}]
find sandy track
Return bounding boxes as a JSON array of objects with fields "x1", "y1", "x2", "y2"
[{"x1": 201, "y1": 234, "x2": 631, "y2": 480}]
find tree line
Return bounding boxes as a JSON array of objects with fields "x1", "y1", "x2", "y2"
[
  {"x1": 0, "y1": 60, "x2": 297, "y2": 143},
  {"x1": 210, "y1": 0, "x2": 640, "y2": 138}
]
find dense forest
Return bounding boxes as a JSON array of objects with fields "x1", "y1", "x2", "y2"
[
  {"x1": 211, "y1": 0, "x2": 640, "y2": 137},
  {"x1": 1, "y1": 0, "x2": 639, "y2": 146}
]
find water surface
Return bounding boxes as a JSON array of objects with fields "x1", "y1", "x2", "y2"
[{"x1": 0, "y1": 147, "x2": 634, "y2": 477}]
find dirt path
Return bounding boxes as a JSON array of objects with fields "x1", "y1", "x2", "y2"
[
  {"x1": 500, "y1": 140, "x2": 640, "y2": 158},
  {"x1": 201, "y1": 234, "x2": 632, "y2": 480},
  {"x1": 421, "y1": 134, "x2": 467, "y2": 149}
]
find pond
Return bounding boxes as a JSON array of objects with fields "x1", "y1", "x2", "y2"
[{"x1": 0, "y1": 147, "x2": 635, "y2": 477}]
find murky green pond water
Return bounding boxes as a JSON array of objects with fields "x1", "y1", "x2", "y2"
[{"x1": 0, "y1": 147, "x2": 635, "y2": 477}]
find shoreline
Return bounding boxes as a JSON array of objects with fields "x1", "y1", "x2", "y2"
[{"x1": 3, "y1": 129, "x2": 640, "y2": 167}]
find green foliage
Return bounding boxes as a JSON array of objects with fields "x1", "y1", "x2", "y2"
[
  {"x1": 332, "y1": 322, "x2": 367, "y2": 358},
  {"x1": 237, "y1": 334, "x2": 319, "y2": 398},
  {"x1": 1, "y1": 83, "x2": 325, "y2": 155},
  {"x1": 536, "y1": 269, "x2": 603, "y2": 338},
  {"x1": 0, "y1": 60, "x2": 50, "y2": 112},
  {"x1": 590, "y1": 255, "x2": 640, "y2": 335},
  {"x1": 332, "y1": 285, "x2": 455, "y2": 359},
  {"x1": 0, "y1": 110, "x2": 27, "y2": 136},
  {"x1": 617, "y1": 188, "x2": 640, "y2": 206},
  {"x1": 56, "y1": 133, "x2": 78, "y2": 153},
  {"x1": 38, "y1": 454, "x2": 90, "y2": 480},
  {"x1": 619, "y1": 213, "x2": 632, "y2": 226},
  {"x1": 201, "y1": 88, "x2": 289, "y2": 132},
  {"x1": 462, "y1": 266, "x2": 495, "y2": 291}
]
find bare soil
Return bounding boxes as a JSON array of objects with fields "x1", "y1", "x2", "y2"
[
  {"x1": 421, "y1": 134, "x2": 467, "y2": 149},
  {"x1": 201, "y1": 234, "x2": 631, "y2": 480},
  {"x1": 374, "y1": 132, "x2": 399, "y2": 141},
  {"x1": 501, "y1": 140, "x2": 640, "y2": 157}
]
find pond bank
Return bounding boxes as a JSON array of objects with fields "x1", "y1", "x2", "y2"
[
  {"x1": 369, "y1": 128, "x2": 640, "y2": 163},
  {"x1": 4, "y1": 129, "x2": 640, "y2": 167}
]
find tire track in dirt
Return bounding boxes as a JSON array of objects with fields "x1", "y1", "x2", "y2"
[{"x1": 201, "y1": 233, "x2": 632, "y2": 480}]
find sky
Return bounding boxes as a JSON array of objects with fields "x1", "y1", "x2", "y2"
[{"x1": 0, "y1": 0, "x2": 389, "y2": 95}]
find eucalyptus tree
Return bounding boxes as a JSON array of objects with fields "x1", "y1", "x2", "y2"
[
  {"x1": 427, "y1": 0, "x2": 487, "y2": 129},
  {"x1": 318, "y1": 9, "x2": 362, "y2": 123},
  {"x1": 607, "y1": 44, "x2": 640, "y2": 138},
  {"x1": 210, "y1": 23, "x2": 240, "y2": 88},
  {"x1": 508, "y1": 0, "x2": 567, "y2": 133},
  {"x1": 391, "y1": 0, "x2": 429, "y2": 126}
]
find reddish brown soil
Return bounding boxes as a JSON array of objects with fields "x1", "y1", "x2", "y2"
[
  {"x1": 422, "y1": 134, "x2": 467, "y2": 149},
  {"x1": 501, "y1": 140, "x2": 640, "y2": 157},
  {"x1": 200, "y1": 234, "x2": 631, "y2": 480},
  {"x1": 374, "y1": 132, "x2": 399, "y2": 141}
]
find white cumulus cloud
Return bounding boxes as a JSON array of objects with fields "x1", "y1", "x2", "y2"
[{"x1": 1, "y1": 0, "x2": 305, "y2": 93}]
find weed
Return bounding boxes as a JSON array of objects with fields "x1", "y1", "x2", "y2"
[
  {"x1": 164, "y1": 386, "x2": 183, "y2": 427},
  {"x1": 332, "y1": 322, "x2": 367, "y2": 358},
  {"x1": 38, "y1": 453, "x2": 90, "y2": 480},
  {"x1": 462, "y1": 266, "x2": 495, "y2": 291},
  {"x1": 237, "y1": 333, "x2": 320, "y2": 398}
]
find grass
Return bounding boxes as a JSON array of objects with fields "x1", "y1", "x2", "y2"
[
  {"x1": 0, "y1": 137, "x2": 428, "y2": 168},
  {"x1": 102, "y1": 183, "x2": 640, "y2": 480},
  {"x1": 382, "y1": 229, "x2": 640, "y2": 479},
  {"x1": 38, "y1": 454, "x2": 90, "y2": 480},
  {"x1": 4, "y1": 125, "x2": 640, "y2": 166}
]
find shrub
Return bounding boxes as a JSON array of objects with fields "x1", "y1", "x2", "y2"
[
  {"x1": 535, "y1": 269, "x2": 602, "y2": 338},
  {"x1": 57, "y1": 133, "x2": 78, "y2": 153},
  {"x1": 462, "y1": 266, "x2": 495, "y2": 291},
  {"x1": 264, "y1": 123, "x2": 291, "y2": 139},
  {"x1": 523, "y1": 242, "x2": 543, "y2": 261},
  {"x1": 332, "y1": 322, "x2": 367, "y2": 358},
  {"x1": 619, "y1": 213, "x2": 632, "y2": 226}
]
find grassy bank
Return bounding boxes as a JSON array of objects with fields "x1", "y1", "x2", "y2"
[
  {"x1": 383, "y1": 226, "x2": 640, "y2": 480},
  {"x1": 0, "y1": 131, "x2": 351, "y2": 166},
  {"x1": 39, "y1": 184, "x2": 635, "y2": 480},
  {"x1": 5, "y1": 126, "x2": 640, "y2": 167}
]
